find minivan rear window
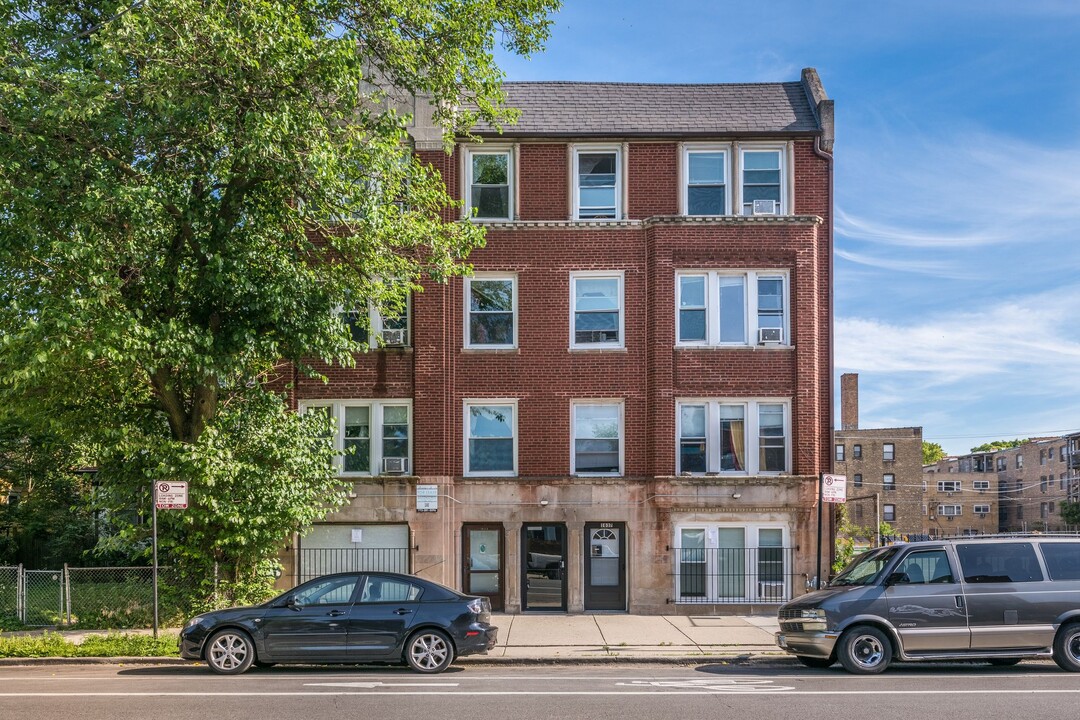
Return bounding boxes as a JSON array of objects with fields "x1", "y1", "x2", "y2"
[
  {"x1": 957, "y1": 542, "x2": 1044, "y2": 583},
  {"x1": 1040, "y1": 543, "x2": 1080, "y2": 581}
]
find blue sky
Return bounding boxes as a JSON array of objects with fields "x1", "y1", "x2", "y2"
[{"x1": 494, "y1": 0, "x2": 1080, "y2": 455}]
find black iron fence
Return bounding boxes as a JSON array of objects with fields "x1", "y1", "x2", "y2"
[
  {"x1": 299, "y1": 547, "x2": 410, "y2": 582},
  {"x1": 669, "y1": 546, "x2": 796, "y2": 604}
]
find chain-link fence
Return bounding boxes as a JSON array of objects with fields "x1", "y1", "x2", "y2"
[{"x1": 0, "y1": 566, "x2": 20, "y2": 629}]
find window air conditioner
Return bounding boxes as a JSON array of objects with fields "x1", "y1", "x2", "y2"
[
  {"x1": 758, "y1": 327, "x2": 782, "y2": 344},
  {"x1": 382, "y1": 457, "x2": 409, "y2": 474},
  {"x1": 380, "y1": 328, "x2": 407, "y2": 346},
  {"x1": 752, "y1": 199, "x2": 779, "y2": 215}
]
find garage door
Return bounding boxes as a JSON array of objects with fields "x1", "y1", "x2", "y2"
[{"x1": 299, "y1": 524, "x2": 410, "y2": 581}]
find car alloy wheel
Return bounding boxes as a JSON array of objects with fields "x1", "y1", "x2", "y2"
[
  {"x1": 838, "y1": 625, "x2": 892, "y2": 674},
  {"x1": 1053, "y1": 622, "x2": 1080, "y2": 672},
  {"x1": 205, "y1": 629, "x2": 256, "y2": 675},
  {"x1": 406, "y1": 629, "x2": 454, "y2": 673}
]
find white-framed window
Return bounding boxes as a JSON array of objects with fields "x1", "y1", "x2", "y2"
[
  {"x1": 682, "y1": 144, "x2": 731, "y2": 215},
  {"x1": 339, "y1": 296, "x2": 411, "y2": 348},
  {"x1": 883, "y1": 504, "x2": 896, "y2": 522},
  {"x1": 938, "y1": 480, "x2": 961, "y2": 492},
  {"x1": 883, "y1": 473, "x2": 895, "y2": 491},
  {"x1": 673, "y1": 523, "x2": 789, "y2": 603},
  {"x1": 573, "y1": 145, "x2": 621, "y2": 220},
  {"x1": 739, "y1": 144, "x2": 787, "y2": 215},
  {"x1": 571, "y1": 401, "x2": 623, "y2": 476},
  {"x1": 464, "y1": 146, "x2": 513, "y2": 220},
  {"x1": 676, "y1": 399, "x2": 790, "y2": 475},
  {"x1": 464, "y1": 400, "x2": 517, "y2": 476},
  {"x1": 299, "y1": 399, "x2": 412, "y2": 476},
  {"x1": 675, "y1": 270, "x2": 789, "y2": 346},
  {"x1": 853, "y1": 444, "x2": 862, "y2": 459},
  {"x1": 883, "y1": 443, "x2": 895, "y2": 461},
  {"x1": 465, "y1": 274, "x2": 516, "y2": 349},
  {"x1": 973, "y1": 480, "x2": 990, "y2": 491},
  {"x1": 938, "y1": 504, "x2": 962, "y2": 517},
  {"x1": 996, "y1": 457, "x2": 1007, "y2": 471},
  {"x1": 570, "y1": 271, "x2": 624, "y2": 348},
  {"x1": 974, "y1": 504, "x2": 991, "y2": 515},
  {"x1": 835, "y1": 444, "x2": 845, "y2": 462}
]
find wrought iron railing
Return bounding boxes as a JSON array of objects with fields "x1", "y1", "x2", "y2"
[
  {"x1": 298, "y1": 547, "x2": 410, "y2": 582},
  {"x1": 668, "y1": 546, "x2": 796, "y2": 604}
]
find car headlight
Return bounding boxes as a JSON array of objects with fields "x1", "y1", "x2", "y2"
[
  {"x1": 798, "y1": 608, "x2": 826, "y2": 620},
  {"x1": 185, "y1": 616, "x2": 205, "y2": 629}
]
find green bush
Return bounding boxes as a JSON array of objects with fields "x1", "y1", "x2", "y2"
[{"x1": 0, "y1": 632, "x2": 180, "y2": 658}]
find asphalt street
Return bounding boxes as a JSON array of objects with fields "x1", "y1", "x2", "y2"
[{"x1": 2, "y1": 661, "x2": 1078, "y2": 720}]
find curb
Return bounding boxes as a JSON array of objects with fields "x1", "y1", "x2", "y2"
[{"x1": 0, "y1": 653, "x2": 796, "y2": 668}]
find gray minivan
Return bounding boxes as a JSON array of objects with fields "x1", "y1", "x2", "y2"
[{"x1": 775, "y1": 537, "x2": 1080, "y2": 673}]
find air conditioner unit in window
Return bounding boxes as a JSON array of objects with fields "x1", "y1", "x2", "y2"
[
  {"x1": 380, "y1": 328, "x2": 407, "y2": 346},
  {"x1": 758, "y1": 327, "x2": 782, "y2": 344},
  {"x1": 758, "y1": 581, "x2": 785, "y2": 601},
  {"x1": 752, "y1": 199, "x2": 779, "y2": 215},
  {"x1": 382, "y1": 457, "x2": 409, "y2": 474}
]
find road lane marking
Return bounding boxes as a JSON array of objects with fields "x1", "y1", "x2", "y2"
[
  {"x1": 618, "y1": 679, "x2": 793, "y2": 692},
  {"x1": 4, "y1": 689, "x2": 1080, "y2": 697},
  {"x1": 304, "y1": 682, "x2": 459, "y2": 688}
]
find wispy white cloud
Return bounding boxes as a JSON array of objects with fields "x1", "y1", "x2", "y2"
[{"x1": 834, "y1": 246, "x2": 976, "y2": 279}]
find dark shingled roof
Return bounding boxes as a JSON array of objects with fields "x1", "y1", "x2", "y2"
[{"x1": 470, "y1": 81, "x2": 822, "y2": 137}]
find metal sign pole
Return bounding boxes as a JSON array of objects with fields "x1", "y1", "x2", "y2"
[
  {"x1": 816, "y1": 473, "x2": 824, "y2": 590},
  {"x1": 152, "y1": 483, "x2": 159, "y2": 639}
]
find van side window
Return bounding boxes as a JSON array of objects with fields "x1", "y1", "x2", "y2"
[
  {"x1": 894, "y1": 549, "x2": 953, "y2": 584},
  {"x1": 957, "y1": 542, "x2": 1043, "y2": 583},
  {"x1": 1040, "y1": 543, "x2": 1080, "y2": 581}
]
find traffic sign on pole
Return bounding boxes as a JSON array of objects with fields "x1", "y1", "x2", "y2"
[
  {"x1": 155, "y1": 481, "x2": 188, "y2": 510},
  {"x1": 822, "y1": 474, "x2": 847, "y2": 503}
]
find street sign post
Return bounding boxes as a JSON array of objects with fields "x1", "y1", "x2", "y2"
[
  {"x1": 821, "y1": 474, "x2": 847, "y2": 504},
  {"x1": 151, "y1": 481, "x2": 188, "y2": 638}
]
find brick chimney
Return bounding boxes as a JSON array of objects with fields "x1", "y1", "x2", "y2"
[{"x1": 840, "y1": 373, "x2": 859, "y2": 430}]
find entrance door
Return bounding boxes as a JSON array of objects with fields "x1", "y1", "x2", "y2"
[
  {"x1": 463, "y1": 524, "x2": 504, "y2": 611},
  {"x1": 717, "y1": 528, "x2": 746, "y2": 599},
  {"x1": 584, "y1": 522, "x2": 626, "y2": 611},
  {"x1": 522, "y1": 524, "x2": 567, "y2": 611}
]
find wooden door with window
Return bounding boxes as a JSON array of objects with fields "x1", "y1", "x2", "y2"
[{"x1": 462, "y1": 524, "x2": 503, "y2": 611}]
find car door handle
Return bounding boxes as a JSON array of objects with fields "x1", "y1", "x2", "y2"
[
  {"x1": 393, "y1": 608, "x2": 413, "y2": 616},
  {"x1": 327, "y1": 610, "x2": 346, "y2": 617},
  {"x1": 955, "y1": 595, "x2": 964, "y2": 608}
]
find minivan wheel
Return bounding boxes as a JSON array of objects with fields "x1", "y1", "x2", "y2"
[
  {"x1": 1053, "y1": 622, "x2": 1080, "y2": 672},
  {"x1": 405, "y1": 629, "x2": 454, "y2": 673},
  {"x1": 205, "y1": 629, "x2": 256, "y2": 675},
  {"x1": 837, "y1": 625, "x2": 892, "y2": 674},
  {"x1": 796, "y1": 655, "x2": 835, "y2": 669}
]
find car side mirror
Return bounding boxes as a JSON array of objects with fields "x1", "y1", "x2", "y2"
[
  {"x1": 285, "y1": 595, "x2": 302, "y2": 610},
  {"x1": 884, "y1": 572, "x2": 909, "y2": 587}
]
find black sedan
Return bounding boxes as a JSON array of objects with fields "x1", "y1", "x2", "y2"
[{"x1": 179, "y1": 571, "x2": 498, "y2": 674}]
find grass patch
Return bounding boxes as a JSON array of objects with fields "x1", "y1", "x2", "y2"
[{"x1": 0, "y1": 632, "x2": 180, "y2": 658}]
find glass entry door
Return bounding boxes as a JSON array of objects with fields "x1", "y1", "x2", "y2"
[
  {"x1": 717, "y1": 527, "x2": 746, "y2": 599},
  {"x1": 521, "y1": 524, "x2": 567, "y2": 611},
  {"x1": 463, "y1": 524, "x2": 503, "y2": 611}
]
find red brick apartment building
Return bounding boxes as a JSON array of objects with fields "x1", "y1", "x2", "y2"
[{"x1": 282, "y1": 69, "x2": 835, "y2": 614}]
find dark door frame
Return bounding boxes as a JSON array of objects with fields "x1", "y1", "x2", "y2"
[
  {"x1": 584, "y1": 521, "x2": 627, "y2": 611},
  {"x1": 521, "y1": 523, "x2": 567, "y2": 612},
  {"x1": 462, "y1": 523, "x2": 504, "y2": 612}
]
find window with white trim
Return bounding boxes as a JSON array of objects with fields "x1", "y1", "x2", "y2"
[
  {"x1": 883, "y1": 504, "x2": 896, "y2": 522},
  {"x1": 974, "y1": 504, "x2": 991, "y2": 515},
  {"x1": 674, "y1": 523, "x2": 789, "y2": 603},
  {"x1": 339, "y1": 296, "x2": 411, "y2": 348},
  {"x1": 676, "y1": 399, "x2": 790, "y2": 475},
  {"x1": 465, "y1": 275, "x2": 516, "y2": 349},
  {"x1": 464, "y1": 147, "x2": 512, "y2": 220},
  {"x1": 676, "y1": 271, "x2": 789, "y2": 346},
  {"x1": 683, "y1": 145, "x2": 730, "y2": 215},
  {"x1": 883, "y1": 443, "x2": 895, "y2": 461},
  {"x1": 884, "y1": 473, "x2": 895, "y2": 491},
  {"x1": 570, "y1": 272, "x2": 623, "y2": 348},
  {"x1": 938, "y1": 480, "x2": 961, "y2": 492},
  {"x1": 740, "y1": 146, "x2": 786, "y2": 215},
  {"x1": 571, "y1": 401, "x2": 622, "y2": 475},
  {"x1": 464, "y1": 401, "x2": 516, "y2": 476},
  {"x1": 938, "y1": 504, "x2": 962, "y2": 517},
  {"x1": 300, "y1": 400, "x2": 412, "y2": 476},
  {"x1": 973, "y1": 480, "x2": 990, "y2": 491},
  {"x1": 573, "y1": 146, "x2": 621, "y2": 220}
]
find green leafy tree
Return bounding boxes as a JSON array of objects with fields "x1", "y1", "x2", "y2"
[
  {"x1": 922, "y1": 441, "x2": 946, "y2": 465},
  {"x1": 1061, "y1": 502, "x2": 1080, "y2": 527},
  {"x1": 970, "y1": 439, "x2": 1027, "y2": 453},
  {"x1": 0, "y1": 1, "x2": 559, "y2": 602}
]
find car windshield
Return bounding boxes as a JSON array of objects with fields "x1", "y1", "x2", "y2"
[{"x1": 829, "y1": 547, "x2": 900, "y2": 586}]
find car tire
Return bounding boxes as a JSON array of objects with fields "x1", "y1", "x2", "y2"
[
  {"x1": 1053, "y1": 622, "x2": 1080, "y2": 672},
  {"x1": 837, "y1": 625, "x2": 892, "y2": 674},
  {"x1": 405, "y1": 629, "x2": 455, "y2": 673},
  {"x1": 204, "y1": 629, "x2": 256, "y2": 675},
  {"x1": 987, "y1": 658, "x2": 1022, "y2": 667},
  {"x1": 796, "y1": 655, "x2": 835, "y2": 669}
]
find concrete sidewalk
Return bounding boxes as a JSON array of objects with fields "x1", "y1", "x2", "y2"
[{"x1": 0, "y1": 613, "x2": 788, "y2": 666}]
